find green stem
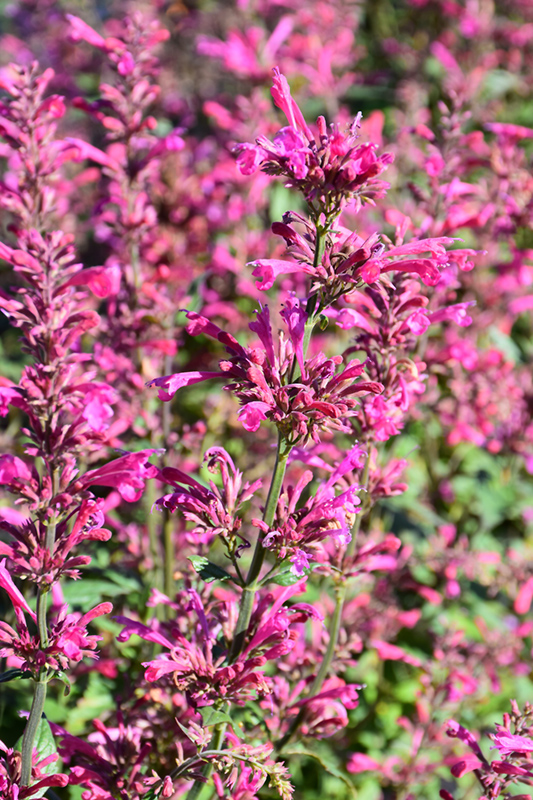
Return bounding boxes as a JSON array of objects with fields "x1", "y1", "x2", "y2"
[
  {"x1": 184, "y1": 722, "x2": 227, "y2": 800},
  {"x1": 20, "y1": 475, "x2": 58, "y2": 785},
  {"x1": 247, "y1": 432, "x2": 289, "y2": 585},
  {"x1": 162, "y1": 352, "x2": 174, "y2": 605},
  {"x1": 20, "y1": 680, "x2": 47, "y2": 785},
  {"x1": 163, "y1": 513, "x2": 174, "y2": 600},
  {"x1": 36, "y1": 590, "x2": 49, "y2": 648},
  {"x1": 228, "y1": 433, "x2": 290, "y2": 662},
  {"x1": 275, "y1": 453, "x2": 371, "y2": 752},
  {"x1": 145, "y1": 479, "x2": 164, "y2": 598},
  {"x1": 313, "y1": 225, "x2": 325, "y2": 272}
]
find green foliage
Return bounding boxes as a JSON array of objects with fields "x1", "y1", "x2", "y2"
[
  {"x1": 188, "y1": 555, "x2": 233, "y2": 583},
  {"x1": 15, "y1": 719, "x2": 60, "y2": 797}
]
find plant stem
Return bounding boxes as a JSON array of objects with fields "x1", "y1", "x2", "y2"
[
  {"x1": 184, "y1": 722, "x2": 227, "y2": 800},
  {"x1": 20, "y1": 680, "x2": 47, "y2": 785},
  {"x1": 36, "y1": 590, "x2": 49, "y2": 649},
  {"x1": 275, "y1": 454, "x2": 371, "y2": 752},
  {"x1": 20, "y1": 475, "x2": 58, "y2": 785},
  {"x1": 186, "y1": 215, "x2": 327, "y2": 793},
  {"x1": 247, "y1": 432, "x2": 289, "y2": 585},
  {"x1": 229, "y1": 432, "x2": 290, "y2": 661},
  {"x1": 146, "y1": 478, "x2": 163, "y2": 588},
  {"x1": 164, "y1": 513, "x2": 175, "y2": 600}
]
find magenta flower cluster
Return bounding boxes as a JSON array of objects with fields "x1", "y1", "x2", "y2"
[{"x1": 0, "y1": 2, "x2": 532, "y2": 800}]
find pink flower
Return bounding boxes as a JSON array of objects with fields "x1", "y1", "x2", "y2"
[
  {"x1": 156, "y1": 447, "x2": 261, "y2": 541},
  {"x1": 270, "y1": 67, "x2": 313, "y2": 140},
  {"x1": 289, "y1": 549, "x2": 311, "y2": 576},
  {"x1": 370, "y1": 639, "x2": 423, "y2": 668},
  {"x1": 490, "y1": 726, "x2": 533, "y2": 756},
  {"x1": 149, "y1": 308, "x2": 382, "y2": 443},
  {"x1": 347, "y1": 753, "x2": 382, "y2": 773},
  {"x1": 235, "y1": 143, "x2": 264, "y2": 175},
  {"x1": 0, "y1": 559, "x2": 36, "y2": 621},
  {"x1": 53, "y1": 603, "x2": 113, "y2": 661},
  {"x1": 450, "y1": 754, "x2": 483, "y2": 777},
  {"x1": 59, "y1": 266, "x2": 116, "y2": 298},
  {"x1": 64, "y1": 137, "x2": 121, "y2": 170},
  {"x1": 148, "y1": 369, "x2": 226, "y2": 402},
  {"x1": 0, "y1": 598, "x2": 112, "y2": 674},
  {"x1": 515, "y1": 577, "x2": 533, "y2": 614},
  {"x1": 428, "y1": 302, "x2": 475, "y2": 327},
  {"x1": 257, "y1": 127, "x2": 310, "y2": 179},
  {"x1": 446, "y1": 720, "x2": 487, "y2": 763},
  {"x1": 280, "y1": 296, "x2": 307, "y2": 378},
  {"x1": 238, "y1": 401, "x2": 271, "y2": 432},
  {"x1": 66, "y1": 14, "x2": 107, "y2": 49},
  {"x1": 77, "y1": 450, "x2": 161, "y2": 502},
  {"x1": 249, "y1": 258, "x2": 313, "y2": 291},
  {"x1": 0, "y1": 738, "x2": 68, "y2": 799}
]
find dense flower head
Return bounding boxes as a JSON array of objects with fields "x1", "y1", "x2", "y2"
[
  {"x1": 155, "y1": 447, "x2": 262, "y2": 550},
  {"x1": 255, "y1": 445, "x2": 364, "y2": 574},
  {"x1": 251, "y1": 220, "x2": 459, "y2": 299},
  {"x1": 262, "y1": 674, "x2": 361, "y2": 741},
  {"x1": 445, "y1": 704, "x2": 533, "y2": 797},
  {"x1": 235, "y1": 68, "x2": 393, "y2": 211},
  {"x1": 56, "y1": 716, "x2": 152, "y2": 800},
  {"x1": 0, "y1": 562, "x2": 112, "y2": 675},
  {"x1": 148, "y1": 307, "x2": 382, "y2": 445},
  {"x1": 117, "y1": 582, "x2": 318, "y2": 708},
  {"x1": 434, "y1": 343, "x2": 533, "y2": 466},
  {"x1": 0, "y1": 497, "x2": 110, "y2": 586}
]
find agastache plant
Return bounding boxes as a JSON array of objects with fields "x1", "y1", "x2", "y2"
[
  {"x1": 140, "y1": 67, "x2": 474, "y2": 797},
  {"x1": 0, "y1": 59, "x2": 157, "y2": 791},
  {"x1": 2, "y1": 3, "x2": 533, "y2": 799}
]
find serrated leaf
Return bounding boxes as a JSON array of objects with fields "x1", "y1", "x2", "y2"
[
  {"x1": 15, "y1": 718, "x2": 60, "y2": 797},
  {"x1": 188, "y1": 556, "x2": 233, "y2": 584},
  {"x1": 198, "y1": 707, "x2": 243, "y2": 737},
  {"x1": 284, "y1": 747, "x2": 356, "y2": 799}
]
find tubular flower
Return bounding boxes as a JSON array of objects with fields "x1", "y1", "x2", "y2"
[
  {"x1": 235, "y1": 68, "x2": 393, "y2": 209},
  {"x1": 251, "y1": 216, "x2": 457, "y2": 297},
  {"x1": 0, "y1": 571, "x2": 112, "y2": 676},
  {"x1": 155, "y1": 447, "x2": 262, "y2": 547},
  {"x1": 148, "y1": 307, "x2": 382, "y2": 444},
  {"x1": 117, "y1": 583, "x2": 319, "y2": 708},
  {"x1": 255, "y1": 446, "x2": 365, "y2": 574},
  {"x1": 0, "y1": 498, "x2": 110, "y2": 587},
  {"x1": 0, "y1": 739, "x2": 68, "y2": 800}
]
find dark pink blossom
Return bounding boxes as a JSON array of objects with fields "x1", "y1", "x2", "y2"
[
  {"x1": 77, "y1": 450, "x2": 160, "y2": 502},
  {"x1": 490, "y1": 726, "x2": 533, "y2": 756}
]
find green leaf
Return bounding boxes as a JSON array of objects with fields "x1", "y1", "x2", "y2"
[
  {"x1": 61, "y1": 577, "x2": 140, "y2": 612},
  {"x1": 198, "y1": 706, "x2": 243, "y2": 737},
  {"x1": 188, "y1": 556, "x2": 233, "y2": 584},
  {"x1": 0, "y1": 668, "x2": 30, "y2": 683},
  {"x1": 270, "y1": 561, "x2": 319, "y2": 586},
  {"x1": 53, "y1": 670, "x2": 72, "y2": 697},
  {"x1": 15, "y1": 718, "x2": 60, "y2": 797},
  {"x1": 284, "y1": 747, "x2": 356, "y2": 799}
]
